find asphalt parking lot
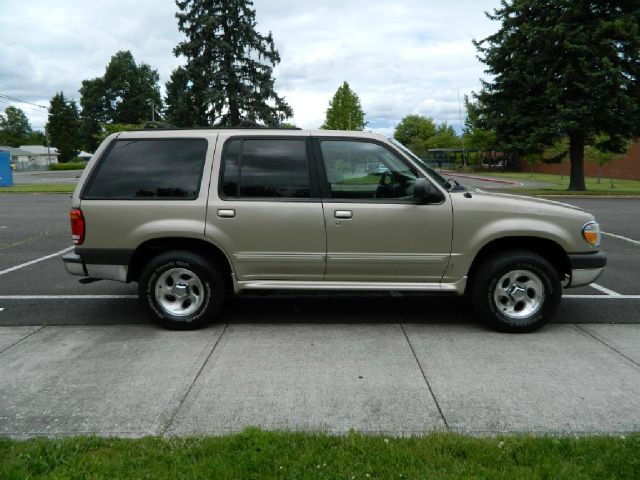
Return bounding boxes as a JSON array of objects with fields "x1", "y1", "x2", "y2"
[{"x1": 1, "y1": 193, "x2": 639, "y2": 437}]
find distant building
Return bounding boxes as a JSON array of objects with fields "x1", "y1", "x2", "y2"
[
  {"x1": 0, "y1": 146, "x2": 31, "y2": 170},
  {"x1": 0, "y1": 146, "x2": 59, "y2": 170},
  {"x1": 77, "y1": 151, "x2": 93, "y2": 161}
]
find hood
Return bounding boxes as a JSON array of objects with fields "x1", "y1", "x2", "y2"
[{"x1": 470, "y1": 189, "x2": 585, "y2": 212}]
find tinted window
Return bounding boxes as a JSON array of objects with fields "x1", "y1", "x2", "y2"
[
  {"x1": 222, "y1": 139, "x2": 310, "y2": 198},
  {"x1": 320, "y1": 140, "x2": 418, "y2": 200},
  {"x1": 84, "y1": 139, "x2": 208, "y2": 200}
]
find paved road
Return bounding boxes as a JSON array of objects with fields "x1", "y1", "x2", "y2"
[
  {"x1": 12, "y1": 169, "x2": 81, "y2": 184},
  {"x1": 0, "y1": 194, "x2": 639, "y2": 437}
]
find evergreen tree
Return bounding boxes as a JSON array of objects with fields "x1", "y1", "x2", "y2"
[
  {"x1": 79, "y1": 51, "x2": 162, "y2": 151},
  {"x1": 474, "y1": 0, "x2": 640, "y2": 191},
  {"x1": 0, "y1": 106, "x2": 33, "y2": 147},
  {"x1": 164, "y1": 66, "x2": 204, "y2": 127},
  {"x1": 462, "y1": 95, "x2": 497, "y2": 152},
  {"x1": 321, "y1": 82, "x2": 367, "y2": 130},
  {"x1": 171, "y1": 0, "x2": 293, "y2": 127},
  {"x1": 46, "y1": 92, "x2": 81, "y2": 162}
]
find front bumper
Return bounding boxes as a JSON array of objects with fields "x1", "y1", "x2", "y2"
[{"x1": 566, "y1": 251, "x2": 606, "y2": 288}]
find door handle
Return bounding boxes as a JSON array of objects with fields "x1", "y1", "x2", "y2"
[
  {"x1": 217, "y1": 209, "x2": 236, "y2": 218},
  {"x1": 334, "y1": 210, "x2": 353, "y2": 219}
]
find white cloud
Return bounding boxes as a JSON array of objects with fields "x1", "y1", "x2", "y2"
[{"x1": 0, "y1": 0, "x2": 501, "y2": 133}]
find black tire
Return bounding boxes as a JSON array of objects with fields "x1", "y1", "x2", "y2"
[
  {"x1": 138, "y1": 250, "x2": 226, "y2": 330},
  {"x1": 471, "y1": 250, "x2": 561, "y2": 333}
]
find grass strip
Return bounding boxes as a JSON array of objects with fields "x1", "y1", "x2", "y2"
[
  {"x1": 488, "y1": 188, "x2": 640, "y2": 196},
  {"x1": 49, "y1": 162, "x2": 86, "y2": 171},
  {"x1": 1, "y1": 429, "x2": 638, "y2": 479},
  {"x1": 0, "y1": 184, "x2": 76, "y2": 193},
  {"x1": 475, "y1": 172, "x2": 640, "y2": 194}
]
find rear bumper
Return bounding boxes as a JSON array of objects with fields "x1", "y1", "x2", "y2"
[
  {"x1": 62, "y1": 252, "x2": 88, "y2": 276},
  {"x1": 567, "y1": 251, "x2": 606, "y2": 288},
  {"x1": 62, "y1": 251, "x2": 128, "y2": 282}
]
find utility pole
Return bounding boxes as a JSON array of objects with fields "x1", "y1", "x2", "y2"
[
  {"x1": 151, "y1": 101, "x2": 155, "y2": 122},
  {"x1": 457, "y1": 89, "x2": 467, "y2": 171},
  {"x1": 46, "y1": 134, "x2": 52, "y2": 168}
]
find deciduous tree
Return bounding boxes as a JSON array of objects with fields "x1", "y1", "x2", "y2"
[
  {"x1": 0, "y1": 106, "x2": 33, "y2": 147},
  {"x1": 393, "y1": 115, "x2": 459, "y2": 157},
  {"x1": 79, "y1": 51, "x2": 162, "y2": 151}
]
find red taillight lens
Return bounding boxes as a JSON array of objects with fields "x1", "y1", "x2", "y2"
[{"x1": 70, "y1": 208, "x2": 85, "y2": 245}]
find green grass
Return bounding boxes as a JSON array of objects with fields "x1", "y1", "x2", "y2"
[
  {"x1": 0, "y1": 183, "x2": 76, "y2": 193},
  {"x1": 1, "y1": 429, "x2": 638, "y2": 479},
  {"x1": 480, "y1": 172, "x2": 640, "y2": 195}
]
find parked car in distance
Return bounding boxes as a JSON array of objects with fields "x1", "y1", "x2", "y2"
[{"x1": 63, "y1": 128, "x2": 605, "y2": 332}]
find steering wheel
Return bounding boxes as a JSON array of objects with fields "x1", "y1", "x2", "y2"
[{"x1": 373, "y1": 171, "x2": 392, "y2": 198}]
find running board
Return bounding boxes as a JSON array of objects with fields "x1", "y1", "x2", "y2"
[{"x1": 233, "y1": 277, "x2": 467, "y2": 295}]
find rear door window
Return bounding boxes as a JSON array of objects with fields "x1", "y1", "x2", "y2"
[
  {"x1": 83, "y1": 138, "x2": 208, "y2": 200},
  {"x1": 221, "y1": 138, "x2": 311, "y2": 199}
]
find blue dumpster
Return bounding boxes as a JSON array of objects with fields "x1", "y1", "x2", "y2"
[{"x1": 0, "y1": 150, "x2": 13, "y2": 187}]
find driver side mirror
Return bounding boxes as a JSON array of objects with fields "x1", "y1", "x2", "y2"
[{"x1": 414, "y1": 178, "x2": 443, "y2": 204}]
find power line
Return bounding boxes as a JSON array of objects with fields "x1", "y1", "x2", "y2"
[{"x1": 0, "y1": 93, "x2": 48, "y2": 109}]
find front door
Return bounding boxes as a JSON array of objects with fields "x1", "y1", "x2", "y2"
[{"x1": 316, "y1": 138, "x2": 452, "y2": 283}]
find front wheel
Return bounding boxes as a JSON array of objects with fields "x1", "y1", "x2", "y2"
[
  {"x1": 471, "y1": 250, "x2": 561, "y2": 333},
  {"x1": 138, "y1": 250, "x2": 226, "y2": 330}
]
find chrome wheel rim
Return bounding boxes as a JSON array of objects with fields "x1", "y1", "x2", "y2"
[
  {"x1": 493, "y1": 269, "x2": 545, "y2": 320},
  {"x1": 155, "y1": 268, "x2": 205, "y2": 318}
]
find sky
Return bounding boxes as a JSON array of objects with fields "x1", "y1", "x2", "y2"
[{"x1": 0, "y1": 0, "x2": 502, "y2": 139}]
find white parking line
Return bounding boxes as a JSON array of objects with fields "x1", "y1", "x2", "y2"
[
  {"x1": 0, "y1": 295, "x2": 137, "y2": 300},
  {"x1": 590, "y1": 283, "x2": 623, "y2": 297},
  {"x1": 0, "y1": 246, "x2": 74, "y2": 277},
  {"x1": 563, "y1": 294, "x2": 640, "y2": 299},
  {"x1": 603, "y1": 231, "x2": 640, "y2": 245}
]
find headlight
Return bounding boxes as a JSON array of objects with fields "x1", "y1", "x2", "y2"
[{"x1": 582, "y1": 221, "x2": 601, "y2": 247}]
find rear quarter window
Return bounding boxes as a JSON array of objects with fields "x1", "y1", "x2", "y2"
[{"x1": 82, "y1": 138, "x2": 208, "y2": 200}]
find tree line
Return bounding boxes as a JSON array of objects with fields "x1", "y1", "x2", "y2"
[{"x1": 1, "y1": 0, "x2": 638, "y2": 190}]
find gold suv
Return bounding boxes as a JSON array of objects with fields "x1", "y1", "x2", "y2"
[{"x1": 63, "y1": 128, "x2": 605, "y2": 332}]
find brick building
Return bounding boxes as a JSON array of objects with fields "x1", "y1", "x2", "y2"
[{"x1": 520, "y1": 140, "x2": 640, "y2": 180}]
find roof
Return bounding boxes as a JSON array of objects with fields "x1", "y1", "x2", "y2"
[
  {"x1": 19, "y1": 145, "x2": 59, "y2": 155},
  {"x1": 116, "y1": 129, "x2": 388, "y2": 143},
  {"x1": 78, "y1": 151, "x2": 93, "y2": 158},
  {"x1": 0, "y1": 146, "x2": 33, "y2": 156}
]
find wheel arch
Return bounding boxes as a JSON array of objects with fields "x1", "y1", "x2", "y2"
[
  {"x1": 465, "y1": 236, "x2": 570, "y2": 294},
  {"x1": 127, "y1": 237, "x2": 234, "y2": 291}
]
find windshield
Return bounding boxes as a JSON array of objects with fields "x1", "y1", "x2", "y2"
[{"x1": 389, "y1": 138, "x2": 450, "y2": 189}]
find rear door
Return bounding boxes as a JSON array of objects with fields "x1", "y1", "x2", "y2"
[
  {"x1": 206, "y1": 134, "x2": 326, "y2": 283},
  {"x1": 315, "y1": 138, "x2": 453, "y2": 283}
]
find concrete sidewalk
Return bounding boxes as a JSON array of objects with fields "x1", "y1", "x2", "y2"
[{"x1": 1, "y1": 323, "x2": 639, "y2": 438}]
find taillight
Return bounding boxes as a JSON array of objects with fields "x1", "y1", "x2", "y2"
[{"x1": 70, "y1": 208, "x2": 85, "y2": 245}]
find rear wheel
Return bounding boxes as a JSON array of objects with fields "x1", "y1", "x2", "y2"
[
  {"x1": 471, "y1": 250, "x2": 561, "y2": 333},
  {"x1": 138, "y1": 250, "x2": 225, "y2": 330}
]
